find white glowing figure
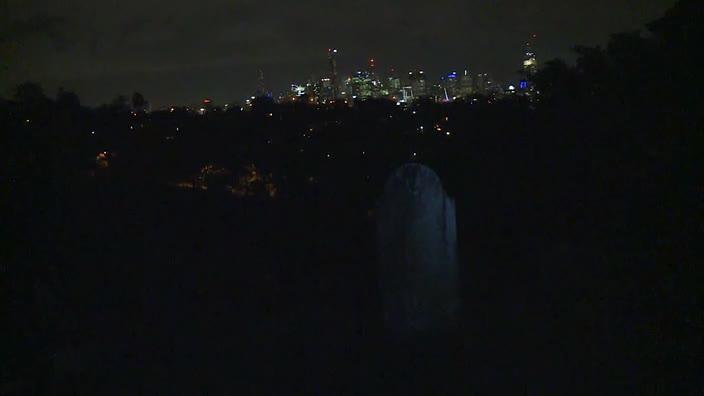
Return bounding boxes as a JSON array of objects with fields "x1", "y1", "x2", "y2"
[{"x1": 376, "y1": 163, "x2": 459, "y2": 335}]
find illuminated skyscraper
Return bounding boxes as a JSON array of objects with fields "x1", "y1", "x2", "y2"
[
  {"x1": 459, "y1": 69, "x2": 473, "y2": 96},
  {"x1": 474, "y1": 73, "x2": 489, "y2": 95},
  {"x1": 522, "y1": 35, "x2": 538, "y2": 76},
  {"x1": 328, "y1": 48, "x2": 339, "y2": 99},
  {"x1": 408, "y1": 70, "x2": 427, "y2": 97},
  {"x1": 347, "y1": 57, "x2": 387, "y2": 100},
  {"x1": 401, "y1": 86, "x2": 414, "y2": 103},
  {"x1": 367, "y1": 58, "x2": 384, "y2": 98},
  {"x1": 348, "y1": 71, "x2": 375, "y2": 99},
  {"x1": 386, "y1": 67, "x2": 402, "y2": 100},
  {"x1": 290, "y1": 83, "x2": 307, "y2": 98},
  {"x1": 430, "y1": 83, "x2": 446, "y2": 102},
  {"x1": 472, "y1": 72, "x2": 502, "y2": 98},
  {"x1": 442, "y1": 71, "x2": 459, "y2": 99},
  {"x1": 387, "y1": 75, "x2": 401, "y2": 91},
  {"x1": 520, "y1": 35, "x2": 538, "y2": 98},
  {"x1": 256, "y1": 69, "x2": 268, "y2": 97},
  {"x1": 319, "y1": 77, "x2": 333, "y2": 101}
]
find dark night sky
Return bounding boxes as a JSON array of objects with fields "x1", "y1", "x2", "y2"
[{"x1": 1, "y1": 0, "x2": 676, "y2": 108}]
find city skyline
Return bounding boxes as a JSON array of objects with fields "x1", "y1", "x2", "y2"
[
  {"x1": 256, "y1": 50, "x2": 507, "y2": 102},
  {"x1": 1, "y1": 0, "x2": 677, "y2": 107},
  {"x1": 270, "y1": 35, "x2": 542, "y2": 105}
]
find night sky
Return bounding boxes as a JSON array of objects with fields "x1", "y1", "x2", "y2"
[{"x1": 2, "y1": 0, "x2": 676, "y2": 108}]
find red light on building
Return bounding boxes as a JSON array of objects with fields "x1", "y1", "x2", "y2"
[{"x1": 203, "y1": 98, "x2": 212, "y2": 104}]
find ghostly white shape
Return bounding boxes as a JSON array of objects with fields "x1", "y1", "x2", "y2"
[{"x1": 376, "y1": 163, "x2": 459, "y2": 335}]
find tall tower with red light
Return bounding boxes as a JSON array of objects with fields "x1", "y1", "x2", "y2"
[
  {"x1": 328, "y1": 48, "x2": 339, "y2": 99},
  {"x1": 522, "y1": 34, "x2": 538, "y2": 76}
]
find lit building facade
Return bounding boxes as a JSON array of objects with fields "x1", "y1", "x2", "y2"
[
  {"x1": 348, "y1": 71, "x2": 375, "y2": 99},
  {"x1": 459, "y1": 69, "x2": 473, "y2": 97},
  {"x1": 319, "y1": 77, "x2": 334, "y2": 102},
  {"x1": 408, "y1": 70, "x2": 427, "y2": 97},
  {"x1": 474, "y1": 73, "x2": 489, "y2": 95},
  {"x1": 521, "y1": 35, "x2": 539, "y2": 97},
  {"x1": 442, "y1": 71, "x2": 459, "y2": 99},
  {"x1": 523, "y1": 45, "x2": 538, "y2": 76},
  {"x1": 328, "y1": 48, "x2": 339, "y2": 99}
]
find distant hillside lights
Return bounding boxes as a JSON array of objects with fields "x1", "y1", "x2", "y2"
[
  {"x1": 198, "y1": 98, "x2": 213, "y2": 115},
  {"x1": 95, "y1": 151, "x2": 110, "y2": 169},
  {"x1": 187, "y1": 98, "x2": 247, "y2": 114},
  {"x1": 171, "y1": 163, "x2": 277, "y2": 199},
  {"x1": 227, "y1": 164, "x2": 277, "y2": 198}
]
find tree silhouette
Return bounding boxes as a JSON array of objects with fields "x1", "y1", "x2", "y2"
[
  {"x1": 131, "y1": 92, "x2": 146, "y2": 111},
  {"x1": 14, "y1": 82, "x2": 47, "y2": 105},
  {"x1": 56, "y1": 87, "x2": 81, "y2": 110},
  {"x1": 109, "y1": 94, "x2": 129, "y2": 113},
  {"x1": 530, "y1": 59, "x2": 578, "y2": 103}
]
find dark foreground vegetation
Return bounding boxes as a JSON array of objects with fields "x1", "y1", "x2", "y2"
[{"x1": 2, "y1": 1, "x2": 702, "y2": 394}]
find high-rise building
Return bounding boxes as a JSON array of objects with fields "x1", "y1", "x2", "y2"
[
  {"x1": 401, "y1": 86, "x2": 414, "y2": 103},
  {"x1": 328, "y1": 48, "x2": 339, "y2": 99},
  {"x1": 473, "y1": 72, "x2": 502, "y2": 97},
  {"x1": 387, "y1": 76, "x2": 401, "y2": 91},
  {"x1": 347, "y1": 57, "x2": 387, "y2": 101},
  {"x1": 256, "y1": 69, "x2": 269, "y2": 97},
  {"x1": 474, "y1": 73, "x2": 489, "y2": 95},
  {"x1": 319, "y1": 77, "x2": 333, "y2": 101},
  {"x1": 367, "y1": 58, "x2": 387, "y2": 98},
  {"x1": 519, "y1": 35, "x2": 539, "y2": 98},
  {"x1": 348, "y1": 71, "x2": 375, "y2": 99},
  {"x1": 442, "y1": 71, "x2": 459, "y2": 99},
  {"x1": 522, "y1": 35, "x2": 538, "y2": 76},
  {"x1": 430, "y1": 83, "x2": 446, "y2": 102},
  {"x1": 386, "y1": 67, "x2": 402, "y2": 100},
  {"x1": 459, "y1": 69, "x2": 473, "y2": 97},
  {"x1": 290, "y1": 83, "x2": 307, "y2": 97},
  {"x1": 486, "y1": 80, "x2": 504, "y2": 99},
  {"x1": 408, "y1": 70, "x2": 427, "y2": 97}
]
